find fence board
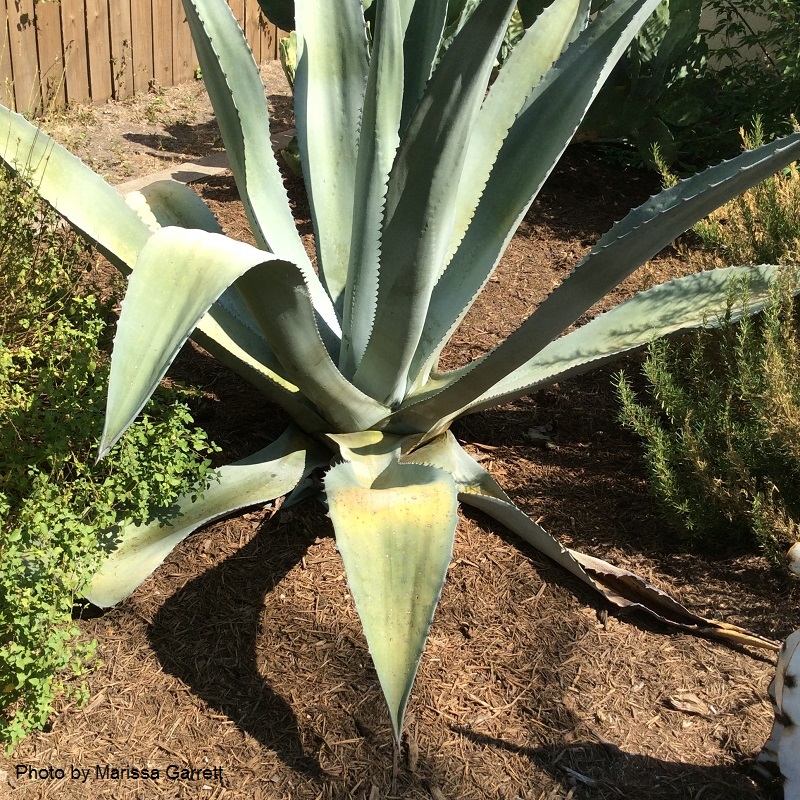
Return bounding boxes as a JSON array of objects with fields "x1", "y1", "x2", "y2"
[
  {"x1": 35, "y1": 0, "x2": 66, "y2": 110},
  {"x1": 85, "y1": 0, "x2": 111, "y2": 100},
  {"x1": 8, "y1": 0, "x2": 40, "y2": 112},
  {"x1": 152, "y1": 0, "x2": 172, "y2": 87},
  {"x1": 171, "y1": 0, "x2": 194, "y2": 84},
  {"x1": 1, "y1": 0, "x2": 279, "y2": 114},
  {"x1": 61, "y1": 0, "x2": 90, "y2": 102},
  {"x1": 110, "y1": 0, "x2": 133, "y2": 99},
  {"x1": 260, "y1": 9, "x2": 277, "y2": 61},
  {"x1": 0, "y1": 2, "x2": 14, "y2": 109},
  {"x1": 130, "y1": 0, "x2": 153, "y2": 95},
  {"x1": 244, "y1": 0, "x2": 260, "y2": 62}
]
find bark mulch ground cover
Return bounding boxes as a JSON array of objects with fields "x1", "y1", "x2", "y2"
[{"x1": 1, "y1": 61, "x2": 799, "y2": 800}]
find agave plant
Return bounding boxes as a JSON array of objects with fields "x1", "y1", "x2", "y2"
[{"x1": 2, "y1": 0, "x2": 799, "y2": 742}]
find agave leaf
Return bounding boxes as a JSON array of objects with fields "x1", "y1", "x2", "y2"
[
  {"x1": 0, "y1": 105, "x2": 150, "y2": 272},
  {"x1": 294, "y1": 0, "x2": 369, "y2": 312},
  {"x1": 465, "y1": 264, "x2": 795, "y2": 415},
  {"x1": 411, "y1": 0, "x2": 666, "y2": 387},
  {"x1": 190, "y1": 325, "x2": 328, "y2": 433},
  {"x1": 183, "y1": 0, "x2": 342, "y2": 350},
  {"x1": 102, "y1": 226, "x2": 389, "y2": 457},
  {"x1": 124, "y1": 179, "x2": 224, "y2": 234},
  {"x1": 124, "y1": 179, "x2": 270, "y2": 348},
  {"x1": 404, "y1": 433, "x2": 777, "y2": 651},
  {"x1": 399, "y1": 0, "x2": 449, "y2": 133},
  {"x1": 353, "y1": 0, "x2": 518, "y2": 406},
  {"x1": 391, "y1": 265, "x2": 791, "y2": 437},
  {"x1": 236, "y1": 261, "x2": 390, "y2": 432},
  {"x1": 401, "y1": 131, "x2": 800, "y2": 429},
  {"x1": 326, "y1": 434, "x2": 458, "y2": 740},
  {"x1": 85, "y1": 427, "x2": 328, "y2": 608},
  {"x1": 188, "y1": 315, "x2": 329, "y2": 434},
  {"x1": 122, "y1": 180, "x2": 332, "y2": 430},
  {"x1": 441, "y1": 0, "x2": 585, "y2": 283},
  {"x1": 184, "y1": 0, "x2": 344, "y2": 354},
  {"x1": 340, "y1": 0, "x2": 404, "y2": 377},
  {"x1": 181, "y1": 0, "x2": 307, "y2": 267},
  {"x1": 100, "y1": 226, "x2": 287, "y2": 457}
]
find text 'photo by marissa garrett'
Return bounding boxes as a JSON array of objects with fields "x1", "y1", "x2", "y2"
[{"x1": 13, "y1": 763, "x2": 225, "y2": 784}]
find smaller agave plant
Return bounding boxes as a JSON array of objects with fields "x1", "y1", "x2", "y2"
[{"x1": 1, "y1": 0, "x2": 797, "y2": 742}]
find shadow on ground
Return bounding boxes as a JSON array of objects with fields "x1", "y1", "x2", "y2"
[
  {"x1": 452, "y1": 726, "x2": 778, "y2": 800},
  {"x1": 147, "y1": 516, "x2": 324, "y2": 781}
]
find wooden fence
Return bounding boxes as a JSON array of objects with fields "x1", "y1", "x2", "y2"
[{"x1": 0, "y1": 0, "x2": 281, "y2": 115}]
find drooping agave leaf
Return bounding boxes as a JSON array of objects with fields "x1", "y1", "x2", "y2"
[
  {"x1": 121, "y1": 181, "x2": 325, "y2": 425},
  {"x1": 353, "y1": 0, "x2": 518, "y2": 406},
  {"x1": 294, "y1": 0, "x2": 369, "y2": 313},
  {"x1": 100, "y1": 226, "x2": 289, "y2": 457},
  {"x1": 188, "y1": 314, "x2": 329, "y2": 435},
  {"x1": 236, "y1": 261, "x2": 390, "y2": 432},
  {"x1": 403, "y1": 433, "x2": 778, "y2": 651},
  {"x1": 101, "y1": 226, "x2": 389, "y2": 458},
  {"x1": 86, "y1": 427, "x2": 328, "y2": 608},
  {"x1": 0, "y1": 105, "x2": 150, "y2": 272},
  {"x1": 325, "y1": 433, "x2": 458, "y2": 740},
  {"x1": 124, "y1": 180, "x2": 268, "y2": 344},
  {"x1": 124, "y1": 180, "x2": 224, "y2": 234},
  {"x1": 411, "y1": 0, "x2": 667, "y2": 387},
  {"x1": 400, "y1": 131, "x2": 800, "y2": 430},
  {"x1": 340, "y1": 0, "x2": 404, "y2": 377}
]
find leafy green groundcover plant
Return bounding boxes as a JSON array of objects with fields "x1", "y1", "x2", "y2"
[
  {"x1": 616, "y1": 270, "x2": 800, "y2": 567},
  {"x1": 3, "y1": 0, "x2": 800, "y2": 740},
  {"x1": 0, "y1": 171, "x2": 217, "y2": 749}
]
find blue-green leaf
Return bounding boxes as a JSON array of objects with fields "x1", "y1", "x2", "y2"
[
  {"x1": 399, "y1": 131, "x2": 800, "y2": 428},
  {"x1": 101, "y1": 227, "x2": 388, "y2": 458},
  {"x1": 124, "y1": 180, "x2": 224, "y2": 233},
  {"x1": 182, "y1": 0, "x2": 308, "y2": 267},
  {"x1": 353, "y1": 0, "x2": 518, "y2": 406},
  {"x1": 0, "y1": 105, "x2": 150, "y2": 272},
  {"x1": 399, "y1": 0, "x2": 448, "y2": 133},
  {"x1": 294, "y1": 0, "x2": 369, "y2": 311},
  {"x1": 410, "y1": 0, "x2": 665, "y2": 387},
  {"x1": 326, "y1": 434, "x2": 458, "y2": 740},
  {"x1": 340, "y1": 0, "x2": 404, "y2": 377},
  {"x1": 86, "y1": 427, "x2": 328, "y2": 607}
]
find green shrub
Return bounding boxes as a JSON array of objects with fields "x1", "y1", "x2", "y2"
[
  {"x1": 701, "y1": 0, "x2": 800, "y2": 146},
  {"x1": 616, "y1": 269, "x2": 800, "y2": 566},
  {"x1": 0, "y1": 171, "x2": 219, "y2": 750}
]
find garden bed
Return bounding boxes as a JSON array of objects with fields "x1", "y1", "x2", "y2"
[{"x1": 1, "y1": 63, "x2": 798, "y2": 800}]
